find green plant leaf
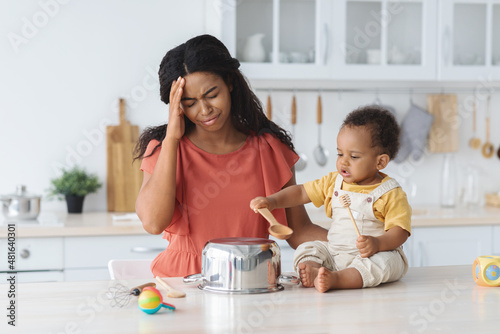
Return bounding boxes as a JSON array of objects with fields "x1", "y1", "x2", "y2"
[{"x1": 48, "y1": 166, "x2": 102, "y2": 198}]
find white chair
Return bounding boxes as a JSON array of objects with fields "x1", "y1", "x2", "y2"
[{"x1": 107, "y1": 259, "x2": 154, "y2": 280}]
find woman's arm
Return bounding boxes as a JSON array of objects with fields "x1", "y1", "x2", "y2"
[
  {"x1": 135, "y1": 137, "x2": 179, "y2": 234},
  {"x1": 135, "y1": 77, "x2": 185, "y2": 235},
  {"x1": 282, "y1": 167, "x2": 328, "y2": 249}
]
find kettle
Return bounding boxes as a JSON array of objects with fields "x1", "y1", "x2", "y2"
[{"x1": 241, "y1": 33, "x2": 266, "y2": 62}]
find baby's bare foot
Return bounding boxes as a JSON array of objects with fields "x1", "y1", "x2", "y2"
[
  {"x1": 298, "y1": 262, "x2": 320, "y2": 287},
  {"x1": 314, "y1": 267, "x2": 337, "y2": 293}
]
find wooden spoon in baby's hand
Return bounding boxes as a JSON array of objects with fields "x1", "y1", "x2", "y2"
[{"x1": 257, "y1": 208, "x2": 293, "y2": 240}]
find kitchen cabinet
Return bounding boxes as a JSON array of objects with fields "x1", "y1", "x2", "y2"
[
  {"x1": 438, "y1": 0, "x2": 500, "y2": 80},
  {"x1": 333, "y1": 0, "x2": 438, "y2": 80},
  {"x1": 493, "y1": 225, "x2": 500, "y2": 255},
  {"x1": 205, "y1": 0, "x2": 333, "y2": 79},
  {"x1": 405, "y1": 225, "x2": 493, "y2": 267},
  {"x1": 0, "y1": 237, "x2": 64, "y2": 283},
  {"x1": 207, "y1": 0, "x2": 500, "y2": 81},
  {"x1": 63, "y1": 235, "x2": 165, "y2": 281},
  {"x1": 0, "y1": 233, "x2": 166, "y2": 282},
  {"x1": 207, "y1": 0, "x2": 437, "y2": 80}
]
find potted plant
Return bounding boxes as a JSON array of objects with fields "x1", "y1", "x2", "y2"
[{"x1": 48, "y1": 166, "x2": 102, "y2": 213}]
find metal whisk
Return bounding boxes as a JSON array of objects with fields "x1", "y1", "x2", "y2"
[{"x1": 107, "y1": 282, "x2": 156, "y2": 308}]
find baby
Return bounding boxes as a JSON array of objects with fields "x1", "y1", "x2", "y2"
[{"x1": 250, "y1": 105, "x2": 411, "y2": 293}]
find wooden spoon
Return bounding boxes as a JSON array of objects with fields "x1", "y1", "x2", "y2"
[
  {"x1": 266, "y1": 94, "x2": 272, "y2": 120},
  {"x1": 155, "y1": 276, "x2": 186, "y2": 298},
  {"x1": 257, "y1": 208, "x2": 293, "y2": 240},
  {"x1": 292, "y1": 94, "x2": 307, "y2": 171},
  {"x1": 469, "y1": 99, "x2": 481, "y2": 149},
  {"x1": 482, "y1": 96, "x2": 494, "y2": 158}
]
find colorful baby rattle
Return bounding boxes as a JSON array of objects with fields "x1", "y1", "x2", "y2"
[
  {"x1": 472, "y1": 255, "x2": 500, "y2": 287},
  {"x1": 138, "y1": 286, "x2": 176, "y2": 314}
]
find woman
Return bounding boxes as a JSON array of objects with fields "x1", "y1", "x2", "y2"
[{"x1": 135, "y1": 34, "x2": 327, "y2": 277}]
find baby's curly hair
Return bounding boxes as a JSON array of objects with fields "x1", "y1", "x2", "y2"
[{"x1": 341, "y1": 105, "x2": 400, "y2": 159}]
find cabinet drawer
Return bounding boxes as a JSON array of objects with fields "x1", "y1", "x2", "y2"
[
  {"x1": 411, "y1": 226, "x2": 493, "y2": 267},
  {"x1": 0, "y1": 271, "x2": 64, "y2": 283},
  {"x1": 64, "y1": 235, "x2": 167, "y2": 269},
  {"x1": 493, "y1": 226, "x2": 500, "y2": 256},
  {"x1": 0, "y1": 237, "x2": 63, "y2": 271},
  {"x1": 64, "y1": 268, "x2": 110, "y2": 281}
]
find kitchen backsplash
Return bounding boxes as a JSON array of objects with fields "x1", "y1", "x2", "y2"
[
  {"x1": 1, "y1": 0, "x2": 499, "y2": 212},
  {"x1": 251, "y1": 83, "x2": 500, "y2": 208}
]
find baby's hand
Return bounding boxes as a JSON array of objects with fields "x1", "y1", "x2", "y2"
[
  {"x1": 356, "y1": 235, "x2": 380, "y2": 258},
  {"x1": 250, "y1": 196, "x2": 272, "y2": 212}
]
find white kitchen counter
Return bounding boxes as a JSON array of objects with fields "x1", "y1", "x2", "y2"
[
  {"x1": 2, "y1": 205, "x2": 500, "y2": 238},
  {"x1": 0, "y1": 212, "x2": 146, "y2": 238},
  {"x1": 1, "y1": 265, "x2": 496, "y2": 333},
  {"x1": 308, "y1": 204, "x2": 500, "y2": 229}
]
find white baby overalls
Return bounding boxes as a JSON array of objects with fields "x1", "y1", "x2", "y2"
[{"x1": 293, "y1": 174, "x2": 409, "y2": 287}]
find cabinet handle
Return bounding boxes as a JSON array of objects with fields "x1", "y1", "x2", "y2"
[
  {"x1": 321, "y1": 23, "x2": 329, "y2": 65},
  {"x1": 20, "y1": 249, "x2": 30, "y2": 259},
  {"x1": 131, "y1": 247, "x2": 164, "y2": 253},
  {"x1": 442, "y1": 26, "x2": 451, "y2": 66},
  {"x1": 418, "y1": 242, "x2": 425, "y2": 267}
]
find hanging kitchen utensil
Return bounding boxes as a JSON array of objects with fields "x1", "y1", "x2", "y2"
[
  {"x1": 394, "y1": 97, "x2": 434, "y2": 163},
  {"x1": 469, "y1": 96, "x2": 481, "y2": 149},
  {"x1": 266, "y1": 93, "x2": 272, "y2": 120},
  {"x1": 427, "y1": 94, "x2": 458, "y2": 153},
  {"x1": 482, "y1": 95, "x2": 494, "y2": 159},
  {"x1": 427, "y1": 94, "x2": 459, "y2": 208},
  {"x1": 257, "y1": 208, "x2": 293, "y2": 240},
  {"x1": 313, "y1": 93, "x2": 328, "y2": 166},
  {"x1": 291, "y1": 94, "x2": 307, "y2": 171},
  {"x1": 106, "y1": 98, "x2": 143, "y2": 212}
]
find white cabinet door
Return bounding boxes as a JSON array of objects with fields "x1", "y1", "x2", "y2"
[
  {"x1": 0, "y1": 237, "x2": 64, "y2": 271},
  {"x1": 206, "y1": 0, "x2": 333, "y2": 79},
  {"x1": 332, "y1": 0, "x2": 438, "y2": 80},
  {"x1": 0, "y1": 271, "x2": 64, "y2": 283},
  {"x1": 410, "y1": 226, "x2": 493, "y2": 267},
  {"x1": 64, "y1": 268, "x2": 110, "y2": 282},
  {"x1": 493, "y1": 226, "x2": 500, "y2": 256},
  {"x1": 438, "y1": 0, "x2": 500, "y2": 80},
  {"x1": 64, "y1": 235, "x2": 167, "y2": 269}
]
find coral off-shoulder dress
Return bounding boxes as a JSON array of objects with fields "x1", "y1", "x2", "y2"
[{"x1": 140, "y1": 132, "x2": 299, "y2": 277}]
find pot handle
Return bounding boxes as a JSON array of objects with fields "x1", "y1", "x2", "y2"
[
  {"x1": 183, "y1": 273, "x2": 204, "y2": 284},
  {"x1": 0, "y1": 197, "x2": 11, "y2": 205},
  {"x1": 278, "y1": 272, "x2": 300, "y2": 285}
]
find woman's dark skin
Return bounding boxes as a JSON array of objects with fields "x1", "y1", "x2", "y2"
[{"x1": 135, "y1": 35, "x2": 327, "y2": 249}]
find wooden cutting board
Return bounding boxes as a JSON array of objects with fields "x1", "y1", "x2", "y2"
[
  {"x1": 106, "y1": 98, "x2": 143, "y2": 212},
  {"x1": 426, "y1": 94, "x2": 459, "y2": 153}
]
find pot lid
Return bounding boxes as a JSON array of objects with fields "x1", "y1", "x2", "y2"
[{"x1": 1, "y1": 185, "x2": 40, "y2": 200}]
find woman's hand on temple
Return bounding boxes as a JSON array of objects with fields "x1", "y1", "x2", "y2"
[{"x1": 165, "y1": 76, "x2": 186, "y2": 142}]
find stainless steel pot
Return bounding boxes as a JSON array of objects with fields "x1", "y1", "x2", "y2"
[
  {"x1": 0, "y1": 185, "x2": 41, "y2": 220},
  {"x1": 184, "y1": 237, "x2": 299, "y2": 294}
]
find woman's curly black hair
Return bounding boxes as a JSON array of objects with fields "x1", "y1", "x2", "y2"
[
  {"x1": 341, "y1": 105, "x2": 400, "y2": 159},
  {"x1": 134, "y1": 34, "x2": 294, "y2": 160}
]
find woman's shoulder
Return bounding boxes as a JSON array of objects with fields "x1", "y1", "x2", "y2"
[
  {"x1": 144, "y1": 139, "x2": 162, "y2": 155},
  {"x1": 254, "y1": 132, "x2": 292, "y2": 151}
]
